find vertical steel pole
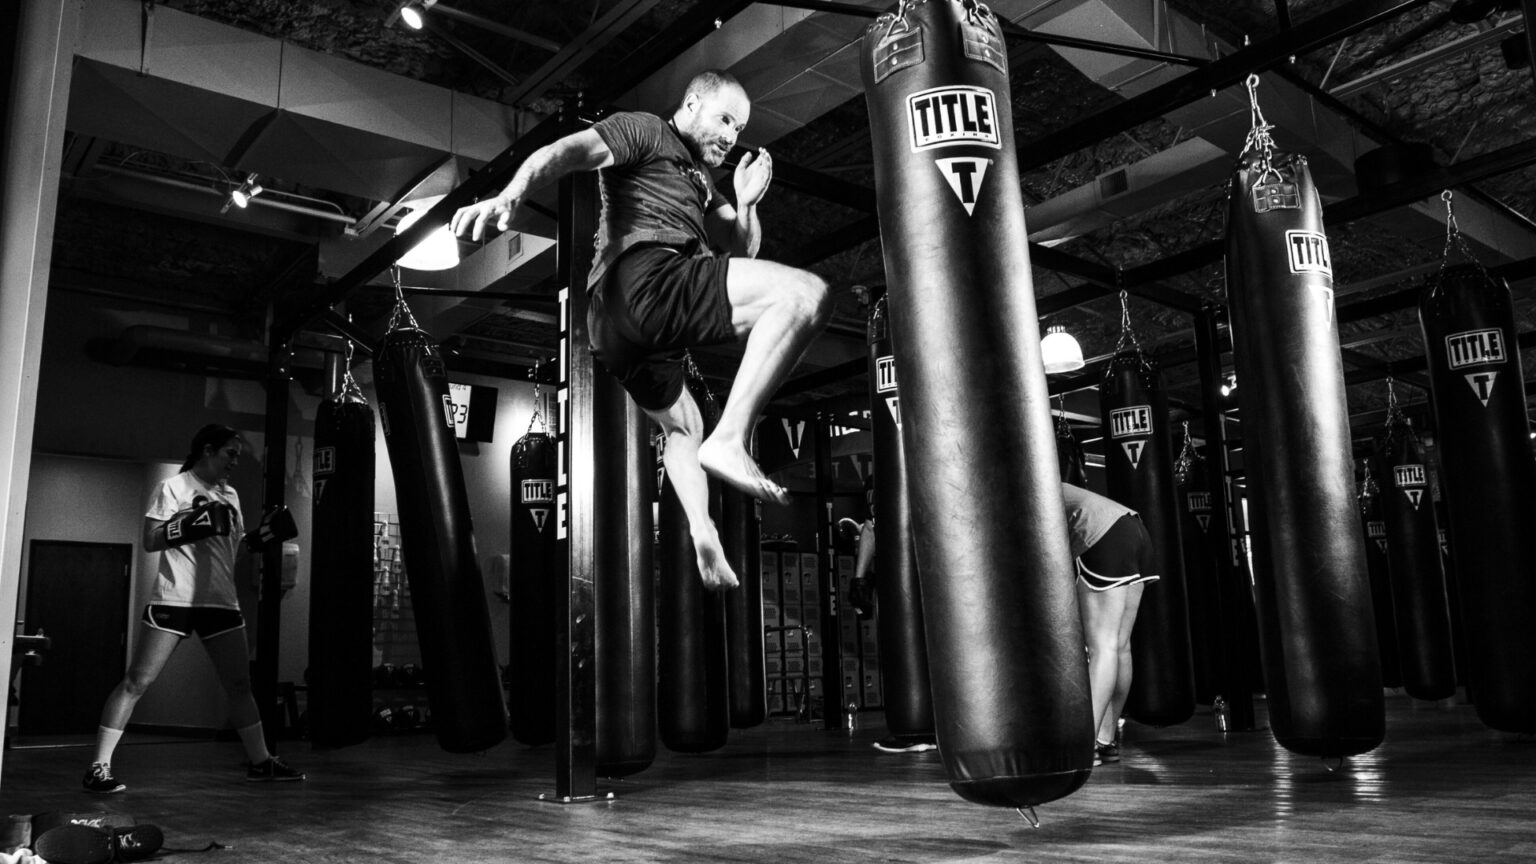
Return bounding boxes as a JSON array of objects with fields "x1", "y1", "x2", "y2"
[{"x1": 813, "y1": 413, "x2": 842, "y2": 730}]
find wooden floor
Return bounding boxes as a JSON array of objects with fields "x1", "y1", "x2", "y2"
[{"x1": 3, "y1": 695, "x2": 1533, "y2": 863}]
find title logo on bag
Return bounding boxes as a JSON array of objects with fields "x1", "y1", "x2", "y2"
[
  {"x1": 1368, "y1": 520, "x2": 1387, "y2": 552},
  {"x1": 875, "y1": 356, "x2": 898, "y2": 393},
  {"x1": 1446, "y1": 329, "x2": 1506, "y2": 369},
  {"x1": 1284, "y1": 230, "x2": 1332, "y2": 277},
  {"x1": 935, "y1": 158, "x2": 993, "y2": 216},
  {"x1": 521, "y1": 479, "x2": 554, "y2": 504},
  {"x1": 1187, "y1": 491, "x2": 1211, "y2": 532},
  {"x1": 1109, "y1": 406, "x2": 1152, "y2": 439},
  {"x1": 1394, "y1": 464, "x2": 1426, "y2": 510},
  {"x1": 907, "y1": 86, "x2": 1000, "y2": 152}
]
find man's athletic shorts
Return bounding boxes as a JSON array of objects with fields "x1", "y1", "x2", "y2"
[
  {"x1": 1076, "y1": 513, "x2": 1160, "y2": 592},
  {"x1": 142, "y1": 604, "x2": 246, "y2": 639},
  {"x1": 588, "y1": 243, "x2": 736, "y2": 412}
]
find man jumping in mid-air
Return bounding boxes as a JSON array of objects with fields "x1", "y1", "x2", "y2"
[{"x1": 451, "y1": 70, "x2": 831, "y2": 591}]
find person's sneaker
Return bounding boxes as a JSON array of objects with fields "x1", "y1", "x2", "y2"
[
  {"x1": 80, "y1": 762, "x2": 125, "y2": 794},
  {"x1": 246, "y1": 756, "x2": 306, "y2": 782},
  {"x1": 32, "y1": 824, "x2": 114, "y2": 864},
  {"x1": 111, "y1": 823, "x2": 165, "y2": 862},
  {"x1": 873, "y1": 735, "x2": 937, "y2": 753},
  {"x1": 1094, "y1": 741, "x2": 1120, "y2": 766}
]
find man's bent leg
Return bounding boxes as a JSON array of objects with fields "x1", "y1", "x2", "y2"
[
  {"x1": 699, "y1": 258, "x2": 831, "y2": 504},
  {"x1": 647, "y1": 387, "x2": 738, "y2": 590}
]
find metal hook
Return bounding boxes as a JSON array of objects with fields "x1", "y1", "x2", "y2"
[{"x1": 1015, "y1": 806, "x2": 1041, "y2": 828}]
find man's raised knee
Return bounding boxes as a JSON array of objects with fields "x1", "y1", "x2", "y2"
[{"x1": 793, "y1": 271, "x2": 832, "y2": 330}]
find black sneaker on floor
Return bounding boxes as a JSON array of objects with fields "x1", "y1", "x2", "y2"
[
  {"x1": 247, "y1": 756, "x2": 306, "y2": 782},
  {"x1": 873, "y1": 736, "x2": 937, "y2": 753},
  {"x1": 33, "y1": 824, "x2": 114, "y2": 864},
  {"x1": 1094, "y1": 741, "x2": 1121, "y2": 766},
  {"x1": 112, "y1": 823, "x2": 165, "y2": 861},
  {"x1": 81, "y1": 762, "x2": 125, "y2": 794}
]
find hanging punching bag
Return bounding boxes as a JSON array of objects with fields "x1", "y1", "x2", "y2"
[
  {"x1": 1420, "y1": 261, "x2": 1536, "y2": 731},
  {"x1": 721, "y1": 483, "x2": 766, "y2": 729},
  {"x1": 1099, "y1": 349, "x2": 1195, "y2": 726},
  {"x1": 1357, "y1": 464, "x2": 1403, "y2": 690},
  {"x1": 1176, "y1": 447, "x2": 1220, "y2": 705},
  {"x1": 1374, "y1": 419, "x2": 1456, "y2": 701},
  {"x1": 509, "y1": 429, "x2": 558, "y2": 746},
  {"x1": 861, "y1": 0, "x2": 1092, "y2": 807},
  {"x1": 868, "y1": 294, "x2": 934, "y2": 741},
  {"x1": 591, "y1": 371, "x2": 657, "y2": 777},
  {"x1": 657, "y1": 377, "x2": 731, "y2": 753},
  {"x1": 374, "y1": 311, "x2": 508, "y2": 753},
  {"x1": 1225, "y1": 109, "x2": 1383, "y2": 757},
  {"x1": 1056, "y1": 413, "x2": 1088, "y2": 487},
  {"x1": 307, "y1": 361, "x2": 375, "y2": 748}
]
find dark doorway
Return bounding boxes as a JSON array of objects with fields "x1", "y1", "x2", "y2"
[{"x1": 19, "y1": 540, "x2": 133, "y2": 735}]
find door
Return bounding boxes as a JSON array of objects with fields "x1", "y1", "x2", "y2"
[{"x1": 20, "y1": 540, "x2": 132, "y2": 735}]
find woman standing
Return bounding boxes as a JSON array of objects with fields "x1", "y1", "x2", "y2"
[{"x1": 83, "y1": 424, "x2": 303, "y2": 793}]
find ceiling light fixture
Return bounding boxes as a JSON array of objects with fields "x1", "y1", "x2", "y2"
[
  {"x1": 1040, "y1": 325, "x2": 1086, "y2": 374},
  {"x1": 399, "y1": 1, "x2": 427, "y2": 29},
  {"x1": 220, "y1": 173, "x2": 262, "y2": 213},
  {"x1": 395, "y1": 207, "x2": 460, "y2": 271}
]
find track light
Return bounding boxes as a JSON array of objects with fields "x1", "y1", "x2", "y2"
[
  {"x1": 1040, "y1": 325, "x2": 1085, "y2": 374},
  {"x1": 226, "y1": 174, "x2": 262, "y2": 211},
  {"x1": 399, "y1": 1, "x2": 427, "y2": 29},
  {"x1": 395, "y1": 207, "x2": 460, "y2": 271}
]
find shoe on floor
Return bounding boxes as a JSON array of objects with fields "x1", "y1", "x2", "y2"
[
  {"x1": 247, "y1": 756, "x2": 306, "y2": 782},
  {"x1": 111, "y1": 823, "x2": 164, "y2": 862},
  {"x1": 80, "y1": 763, "x2": 125, "y2": 795},
  {"x1": 1094, "y1": 741, "x2": 1121, "y2": 766},
  {"x1": 873, "y1": 735, "x2": 937, "y2": 753},
  {"x1": 32, "y1": 824, "x2": 114, "y2": 864}
]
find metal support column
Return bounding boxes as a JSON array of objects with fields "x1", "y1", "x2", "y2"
[
  {"x1": 255, "y1": 329, "x2": 293, "y2": 750},
  {"x1": 812, "y1": 413, "x2": 842, "y2": 730},
  {"x1": 549, "y1": 112, "x2": 604, "y2": 802},
  {"x1": 1195, "y1": 304, "x2": 1257, "y2": 732}
]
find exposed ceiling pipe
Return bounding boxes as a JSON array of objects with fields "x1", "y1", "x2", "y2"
[{"x1": 93, "y1": 164, "x2": 356, "y2": 226}]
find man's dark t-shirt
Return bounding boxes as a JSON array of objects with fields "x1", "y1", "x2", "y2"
[{"x1": 587, "y1": 111, "x2": 728, "y2": 289}]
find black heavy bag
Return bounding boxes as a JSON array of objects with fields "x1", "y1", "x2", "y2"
[
  {"x1": 509, "y1": 431, "x2": 558, "y2": 745},
  {"x1": 1225, "y1": 146, "x2": 1383, "y2": 757},
  {"x1": 657, "y1": 378, "x2": 730, "y2": 753},
  {"x1": 720, "y1": 482, "x2": 765, "y2": 729},
  {"x1": 307, "y1": 370, "x2": 375, "y2": 748},
  {"x1": 868, "y1": 295, "x2": 934, "y2": 740},
  {"x1": 1099, "y1": 350, "x2": 1195, "y2": 726},
  {"x1": 861, "y1": 0, "x2": 1092, "y2": 806},
  {"x1": 1420, "y1": 262, "x2": 1536, "y2": 731},
  {"x1": 593, "y1": 374, "x2": 656, "y2": 776},
  {"x1": 1357, "y1": 466, "x2": 1403, "y2": 690},
  {"x1": 1177, "y1": 451, "x2": 1221, "y2": 705},
  {"x1": 1056, "y1": 414, "x2": 1088, "y2": 487},
  {"x1": 374, "y1": 320, "x2": 507, "y2": 753},
  {"x1": 1374, "y1": 422, "x2": 1457, "y2": 701}
]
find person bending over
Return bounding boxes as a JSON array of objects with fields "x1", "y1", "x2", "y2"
[
  {"x1": 83, "y1": 424, "x2": 303, "y2": 793},
  {"x1": 452, "y1": 70, "x2": 831, "y2": 591},
  {"x1": 1063, "y1": 482, "x2": 1158, "y2": 766}
]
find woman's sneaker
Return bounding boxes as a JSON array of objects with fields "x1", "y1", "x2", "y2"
[
  {"x1": 32, "y1": 824, "x2": 114, "y2": 864},
  {"x1": 1093, "y1": 741, "x2": 1120, "y2": 766},
  {"x1": 246, "y1": 756, "x2": 306, "y2": 782},
  {"x1": 80, "y1": 762, "x2": 125, "y2": 794},
  {"x1": 872, "y1": 735, "x2": 937, "y2": 753}
]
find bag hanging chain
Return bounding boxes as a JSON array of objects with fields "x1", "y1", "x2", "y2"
[
  {"x1": 1115, "y1": 285, "x2": 1144, "y2": 355},
  {"x1": 527, "y1": 360, "x2": 546, "y2": 434},
  {"x1": 339, "y1": 337, "x2": 365, "y2": 402},
  {"x1": 1174, "y1": 420, "x2": 1201, "y2": 484},
  {"x1": 1438, "y1": 190, "x2": 1486, "y2": 276},
  {"x1": 386, "y1": 265, "x2": 421, "y2": 332},
  {"x1": 1242, "y1": 74, "x2": 1284, "y2": 190},
  {"x1": 1055, "y1": 393, "x2": 1073, "y2": 438}
]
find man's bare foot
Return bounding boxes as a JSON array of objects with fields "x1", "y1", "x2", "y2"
[
  {"x1": 694, "y1": 531, "x2": 739, "y2": 590},
  {"x1": 698, "y1": 436, "x2": 790, "y2": 505}
]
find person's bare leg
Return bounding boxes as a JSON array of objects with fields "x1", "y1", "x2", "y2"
[
  {"x1": 647, "y1": 389, "x2": 737, "y2": 590},
  {"x1": 1099, "y1": 581, "x2": 1146, "y2": 744},
  {"x1": 94, "y1": 625, "x2": 180, "y2": 765},
  {"x1": 1078, "y1": 582, "x2": 1128, "y2": 743},
  {"x1": 699, "y1": 259, "x2": 831, "y2": 504}
]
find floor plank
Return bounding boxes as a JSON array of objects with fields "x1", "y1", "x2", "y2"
[{"x1": 3, "y1": 695, "x2": 1533, "y2": 863}]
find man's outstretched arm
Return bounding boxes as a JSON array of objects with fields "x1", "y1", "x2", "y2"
[{"x1": 450, "y1": 128, "x2": 615, "y2": 241}]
